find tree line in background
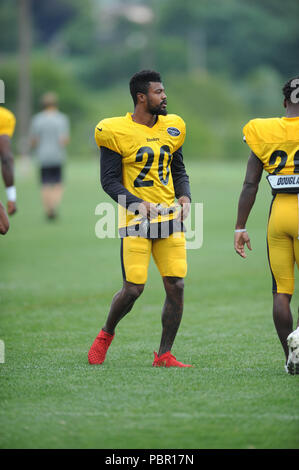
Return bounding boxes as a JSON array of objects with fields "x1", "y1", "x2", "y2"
[{"x1": 0, "y1": 0, "x2": 298, "y2": 159}]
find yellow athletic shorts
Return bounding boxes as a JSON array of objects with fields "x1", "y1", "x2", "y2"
[
  {"x1": 267, "y1": 193, "x2": 299, "y2": 295},
  {"x1": 120, "y1": 232, "x2": 187, "y2": 284}
]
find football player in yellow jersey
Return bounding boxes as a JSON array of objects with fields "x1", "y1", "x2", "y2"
[
  {"x1": 88, "y1": 70, "x2": 192, "y2": 367},
  {"x1": 0, "y1": 106, "x2": 17, "y2": 234},
  {"x1": 234, "y1": 76, "x2": 299, "y2": 374}
]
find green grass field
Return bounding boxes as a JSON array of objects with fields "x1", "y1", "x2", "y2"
[{"x1": 0, "y1": 158, "x2": 298, "y2": 449}]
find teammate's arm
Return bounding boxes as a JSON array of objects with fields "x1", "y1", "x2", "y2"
[
  {"x1": 171, "y1": 147, "x2": 191, "y2": 221},
  {"x1": 100, "y1": 146, "x2": 160, "y2": 219},
  {"x1": 0, "y1": 134, "x2": 16, "y2": 215},
  {"x1": 30, "y1": 136, "x2": 38, "y2": 149},
  {"x1": 234, "y1": 151, "x2": 263, "y2": 258},
  {"x1": 59, "y1": 116, "x2": 70, "y2": 147}
]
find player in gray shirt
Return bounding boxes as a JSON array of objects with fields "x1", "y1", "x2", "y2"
[{"x1": 30, "y1": 92, "x2": 70, "y2": 219}]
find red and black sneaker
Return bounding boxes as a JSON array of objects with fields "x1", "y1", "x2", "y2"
[
  {"x1": 88, "y1": 329, "x2": 115, "y2": 365},
  {"x1": 152, "y1": 351, "x2": 192, "y2": 368}
]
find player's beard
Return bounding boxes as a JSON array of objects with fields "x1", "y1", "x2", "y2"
[{"x1": 147, "y1": 99, "x2": 168, "y2": 116}]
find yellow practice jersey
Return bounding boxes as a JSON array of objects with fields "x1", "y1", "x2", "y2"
[
  {"x1": 95, "y1": 112, "x2": 186, "y2": 227},
  {"x1": 0, "y1": 106, "x2": 16, "y2": 138},
  {"x1": 243, "y1": 117, "x2": 299, "y2": 174}
]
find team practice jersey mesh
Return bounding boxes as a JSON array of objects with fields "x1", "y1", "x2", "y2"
[
  {"x1": 243, "y1": 117, "x2": 299, "y2": 175},
  {"x1": 95, "y1": 112, "x2": 186, "y2": 228}
]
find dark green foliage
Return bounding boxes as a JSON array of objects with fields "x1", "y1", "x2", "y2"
[{"x1": 0, "y1": 1, "x2": 296, "y2": 159}]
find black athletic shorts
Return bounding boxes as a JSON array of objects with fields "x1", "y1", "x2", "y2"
[{"x1": 40, "y1": 166, "x2": 62, "y2": 184}]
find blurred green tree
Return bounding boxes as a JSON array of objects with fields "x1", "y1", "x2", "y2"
[{"x1": 0, "y1": 0, "x2": 297, "y2": 159}]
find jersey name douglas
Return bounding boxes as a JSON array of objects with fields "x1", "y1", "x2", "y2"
[{"x1": 95, "y1": 112, "x2": 186, "y2": 227}]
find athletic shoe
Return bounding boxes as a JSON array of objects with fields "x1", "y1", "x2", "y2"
[
  {"x1": 152, "y1": 351, "x2": 192, "y2": 368},
  {"x1": 88, "y1": 329, "x2": 114, "y2": 365},
  {"x1": 46, "y1": 210, "x2": 57, "y2": 220},
  {"x1": 286, "y1": 327, "x2": 299, "y2": 375}
]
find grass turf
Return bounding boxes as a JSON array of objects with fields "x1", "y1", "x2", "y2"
[{"x1": 0, "y1": 158, "x2": 298, "y2": 449}]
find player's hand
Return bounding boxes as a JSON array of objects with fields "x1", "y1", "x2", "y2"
[
  {"x1": 0, "y1": 201, "x2": 9, "y2": 234},
  {"x1": 177, "y1": 196, "x2": 191, "y2": 221},
  {"x1": 7, "y1": 201, "x2": 17, "y2": 215},
  {"x1": 138, "y1": 201, "x2": 160, "y2": 220},
  {"x1": 234, "y1": 231, "x2": 252, "y2": 258}
]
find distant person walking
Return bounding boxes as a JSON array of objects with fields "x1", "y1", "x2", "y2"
[{"x1": 30, "y1": 92, "x2": 70, "y2": 219}]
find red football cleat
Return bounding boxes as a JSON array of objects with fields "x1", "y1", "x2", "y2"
[
  {"x1": 88, "y1": 329, "x2": 115, "y2": 364},
  {"x1": 152, "y1": 351, "x2": 192, "y2": 368}
]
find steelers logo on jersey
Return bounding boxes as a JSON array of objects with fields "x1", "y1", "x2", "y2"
[{"x1": 167, "y1": 127, "x2": 181, "y2": 137}]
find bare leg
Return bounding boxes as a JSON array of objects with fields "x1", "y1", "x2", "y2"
[
  {"x1": 273, "y1": 293, "x2": 293, "y2": 361},
  {"x1": 103, "y1": 280, "x2": 144, "y2": 335},
  {"x1": 51, "y1": 183, "x2": 63, "y2": 208},
  {"x1": 158, "y1": 276, "x2": 184, "y2": 356},
  {"x1": 41, "y1": 183, "x2": 63, "y2": 217}
]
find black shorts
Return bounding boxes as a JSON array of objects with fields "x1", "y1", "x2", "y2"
[{"x1": 40, "y1": 166, "x2": 62, "y2": 184}]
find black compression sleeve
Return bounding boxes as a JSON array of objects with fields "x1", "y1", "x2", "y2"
[
  {"x1": 100, "y1": 146, "x2": 143, "y2": 209},
  {"x1": 171, "y1": 147, "x2": 192, "y2": 201}
]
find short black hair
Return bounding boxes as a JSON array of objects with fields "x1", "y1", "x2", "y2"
[
  {"x1": 129, "y1": 70, "x2": 162, "y2": 106},
  {"x1": 282, "y1": 76, "x2": 299, "y2": 103}
]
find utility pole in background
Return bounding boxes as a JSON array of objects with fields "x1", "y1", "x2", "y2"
[
  {"x1": 187, "y1": 29, "x2": 207, "y2": 76},
  {"x1": 17, "y1": 0, "x2": 32, "y2": 156}
]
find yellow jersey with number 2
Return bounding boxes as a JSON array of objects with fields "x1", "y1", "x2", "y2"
[
  {"x1": 95, "y1": 112, "x2": 186, "y2": 228},
  {"x1": 0, "y1": 106, "x2": 16, "y2": 138},
  {"x1": 243, "y1": 117, "x2": 299, "y2": 174}
]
